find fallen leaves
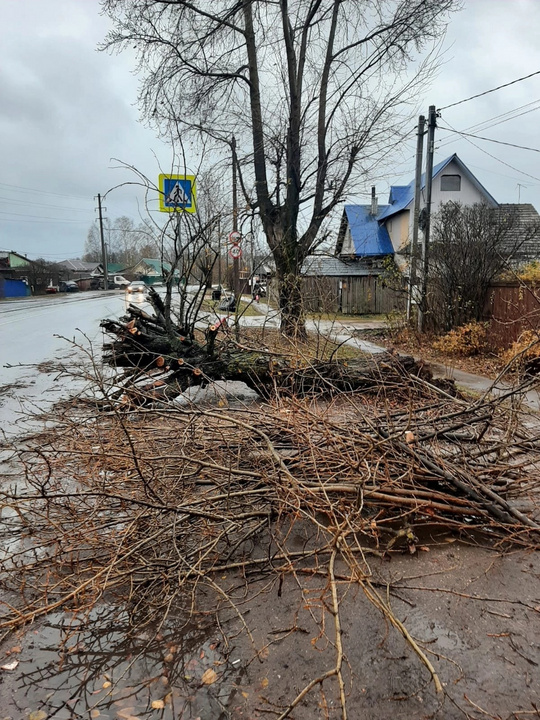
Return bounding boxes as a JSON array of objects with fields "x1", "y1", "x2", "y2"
[
  {"x1": 151, "y1": 699, "x2": 165, "y2": 709},
  {"x1": 28, "y1": 712, "x2": 47, "y2": 720},
  {"x1": 201, "y1": 668, "x2": 218, "y2": 685},
  {"x1": 1, "y1": 659, "x2": 19, "y2": 671}
]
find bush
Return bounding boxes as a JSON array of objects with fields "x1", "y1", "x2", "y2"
[
  {"x1": 432, "y1": 322, "x2": 488, "y2": 357},
  {"x1": 500, "y1": 330, "x2": 540, "y2": 370}
]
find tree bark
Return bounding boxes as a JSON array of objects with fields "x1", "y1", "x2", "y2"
[{"x1": 101, "y1": 301, "x2": 430, "y2": 401}]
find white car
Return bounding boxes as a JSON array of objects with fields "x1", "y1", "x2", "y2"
[{"x1": 126, "y1": 281, "x2": 148, "y2": 294}]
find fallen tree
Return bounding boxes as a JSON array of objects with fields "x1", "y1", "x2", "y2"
[
  {"x1": 101, "y1": 287, "x2": 434, "y2": 401},
  {"x1": 2, "y1": 290, "x2": 539, "y2": 718}
]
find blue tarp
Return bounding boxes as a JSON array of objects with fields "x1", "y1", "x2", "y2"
[{"x1": 343, "y1": 205, "x2": 394, "y2": 256}]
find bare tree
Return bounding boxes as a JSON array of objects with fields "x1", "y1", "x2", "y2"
[
  {"x1": 83, "y1": 217, "x2": 159, "y2": 265},
  {"x1": 428, "y1": 202, "x2": 540, "y2": 331},
  {"x1": 101, "y1": 0, "x2": 457, "y2": 336}
]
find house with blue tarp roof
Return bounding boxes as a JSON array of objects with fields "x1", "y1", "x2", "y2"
[
  {"x1": 336, "y1": 154, "x2": 498, "y2": 267},
  {"x1": 303, "y1": 154, "x2": 540, "y2": 315}
]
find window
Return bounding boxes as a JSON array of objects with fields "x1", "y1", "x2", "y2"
[{"x1": 441, "y1": 174, "x2": 461, "y2": 191}]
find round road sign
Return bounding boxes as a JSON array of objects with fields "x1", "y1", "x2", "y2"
[
  {"x1": 228, "y1": 230, "x2": 242, "y2": 244},
  {"x1": 229, "y1": 245, "x2": 242, "y2": 260}
]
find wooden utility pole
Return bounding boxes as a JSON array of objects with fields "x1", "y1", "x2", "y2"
[
  {"x1": 407, "y1": 115, "x2": 425, "y2": 322},
  {"x1": 418, "y1": 105, "x2": 437, "y2": 333},
  {"x1": 231, "y1": 136, "x2": 240, "y2": 299},
  {"x1": 97, "y1": 193, "x2": 108, "y2": 291}
]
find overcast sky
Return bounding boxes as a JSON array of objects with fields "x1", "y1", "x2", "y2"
[{"x1": 1, "y1": 0, "x2": 540, "y2": 261}]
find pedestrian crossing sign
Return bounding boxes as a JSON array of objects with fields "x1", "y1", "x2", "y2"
[{"x1": 158, "y1": 174, "x2": 197, "y2": 213}]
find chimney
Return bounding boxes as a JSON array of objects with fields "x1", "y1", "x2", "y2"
[{"x1": 370, "y1": 186, "x2": 378, "y2": 216}]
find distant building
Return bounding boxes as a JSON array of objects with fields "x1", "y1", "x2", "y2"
[
  {"x1": 0, "y1": 250, "x2": 34, "y2": 298},
  {"x1": 132, "y1": 258, "x2": 177, "y2": 285},
  {"x1": 336, "y1": 153, "x2": 540, "y2": 270}
]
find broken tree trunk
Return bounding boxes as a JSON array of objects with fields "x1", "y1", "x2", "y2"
[{"x1": 100, "y1": 290, "x2": 433, "y2": 400}]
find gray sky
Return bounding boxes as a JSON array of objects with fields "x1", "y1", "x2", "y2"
[{"x1": 1, "y1": 0, "x2": 540, "y2": 261}]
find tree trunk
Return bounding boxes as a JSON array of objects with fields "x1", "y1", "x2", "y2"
[
  {"x1": 101, "y1": 299, "x2": 433, "y2": 403},
  {"x1": 277, "y1": 269, "x2": 306, "y2": 340}
]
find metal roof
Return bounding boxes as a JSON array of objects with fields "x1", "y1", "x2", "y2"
[
  {"x1": 302, "y1": 255, "x2": 381, "y2": 277},
  {"x1": 58, "y1": 259, "x2": 100, "y2": 272},
  {"x1": 343, "y1": 205, "x2": 394, "y2": 256}
]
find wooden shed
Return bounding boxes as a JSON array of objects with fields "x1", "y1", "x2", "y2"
[{"x1": 301, "y1": 256, "x2": 405, "y2": 315}]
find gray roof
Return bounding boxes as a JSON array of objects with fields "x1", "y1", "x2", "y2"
[
  {"x1": 497, "y1": 204, "x2": 540, "y2": 262},
  {"x1": 302, "y1": 256, "x2": 381, "y2": 277},
  {"x1": 58, "y1": 259, "x2": 100, "y2": 272}
]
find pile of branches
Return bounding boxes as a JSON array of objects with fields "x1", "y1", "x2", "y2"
[
  {"x1": 1, "y1": 366, "x2": 539, "y2": 717},
  {"x1": 100, "y1": 289, "x2": 436, "y2": 400}
]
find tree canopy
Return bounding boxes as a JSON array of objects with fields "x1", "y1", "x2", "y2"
[{"x1": 102, "y1": 0, "x2": 457, "y2": 334}]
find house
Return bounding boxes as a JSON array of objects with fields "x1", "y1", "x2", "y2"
[
  {"x1": 311, "y1": 153, "x2": 540, "y2": 316},
  {"x1": 131, "y1": 258, "x2": 177, "y2": 285},
  {"x1": 496, "y1": 204, "x2": 540, "y2": 263},
  {"x1": 57, "y1": 259, "x2": 102, "y2": 283},
  {"x1": 0, "y1": 250, "x2": 32, "y2": 269},
  {"x1": 336, "y1": 154, "x2": 499, "y2": 270},
  {"x1": 0, "y1": 250, "x2": 34, "y2": 298}
]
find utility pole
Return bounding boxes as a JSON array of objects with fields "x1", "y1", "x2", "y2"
[
  {"x1": 231, "y1": 135, "x2": 240, "y2": 300},
  {"x1": 97, "y1": 193, "x2": 108, "y2": 291},
  {"x1": 417, "y1": 105, "x2": 437, "y2": 333},
  {"x1": 217, "y1": 216, "x2": 222, "y2": 290},
  {"x1": 407, "y1": 115, "x2": 425, "y2": 322}
]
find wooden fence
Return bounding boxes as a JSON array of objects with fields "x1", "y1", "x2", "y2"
[
  {"x1": 302, "y1": 275, "x2": 405, "y2": 316},
  {"x1": 485, "y1": 281, "x2": 540, "y2": 348}
]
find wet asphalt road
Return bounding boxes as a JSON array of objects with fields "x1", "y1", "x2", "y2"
[{"x1": 0, "y1": 290, "x2": 134, "y2": 435}]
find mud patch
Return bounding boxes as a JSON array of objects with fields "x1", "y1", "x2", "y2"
[{"x1": 0, "y1": 605, "x2": 243, "y2": 720}]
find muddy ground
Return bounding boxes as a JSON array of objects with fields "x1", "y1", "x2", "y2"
[{"x1": 1, "y1": 535, "x2": 539, "y2": 720}]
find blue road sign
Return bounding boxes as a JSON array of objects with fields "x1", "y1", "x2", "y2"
[{"x1": 158, "y1": 174, "x2": 197, "y2": 213}]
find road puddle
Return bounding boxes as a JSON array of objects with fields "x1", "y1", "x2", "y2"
[{"x1": 1, "y1": 605, "x2": 244, "y2": 719}]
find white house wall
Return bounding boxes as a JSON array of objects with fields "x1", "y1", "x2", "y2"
[
  {"x1": 341, "y1": 227, "x2": 355, "y2": 255},
  {"x1": 406, "y1": 158, "x2": 496, "y2": 243}
]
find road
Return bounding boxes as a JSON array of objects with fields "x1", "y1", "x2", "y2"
[{"x1": 0, "y1": 290, "x2": 137, "y2": 436}]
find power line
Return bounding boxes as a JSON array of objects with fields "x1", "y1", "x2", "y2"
[
  {"x1": 438, "y1": 69, "x2": 540, "y2": 111},
  {"x1": 0, "y1": 209, "x2": 89, "y2": 221},
  {"x1": 0, "y1": 247, "x2": 81, "y2": 259},
  {"x1": 440, "y1": 118, "x2": 540, "y2": 183},
  {"x1": 0, "y1": 215, "x2": 90, "y2": 225},
  {"x1": 0, "y1": 181, "x2": 92, "y2": 201},
  {"x1": 436, "y1": 102, "x2": 540, "y2": 152},
  {"x1": 437, "y1": 126, "x2": 540, "y2": 154},
  {"x1": 456, "y1": 100, "x2": 540, "y2": 136},
  {"x1": 0, "y1": 195, "x2": 93, "y2": 213}
]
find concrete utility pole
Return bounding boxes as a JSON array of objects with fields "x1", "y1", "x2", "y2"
[
  {"x1": 417, "y1": 105, "x2": 437, "y2": 333},
  {"x1": 231, "y1": 135, "x2": 240, "y2": 299},
  {"x1": 217, "y1": 216, "x2": 222, "y2": 290},
  {"x1": 97, "y1": 193, "x2": 108, "y2": 291},
  {"x1": 407, "y1": 115, "x2": 426, "y2": 322}
]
